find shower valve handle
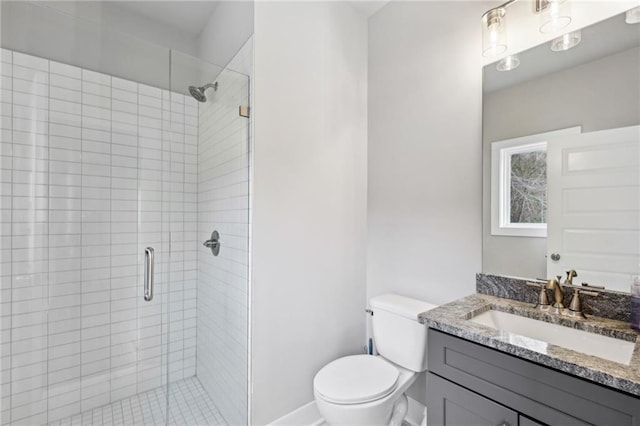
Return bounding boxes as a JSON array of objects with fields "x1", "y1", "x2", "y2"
[{"x1": 203, "y1": 230, "x2": 221, "y2": 256}]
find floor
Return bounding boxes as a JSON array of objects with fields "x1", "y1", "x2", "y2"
[{"x1": 48, "y1": 377, "x2": 227, "y2": 426}]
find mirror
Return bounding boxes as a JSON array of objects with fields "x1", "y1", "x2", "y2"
[{"x1": 482, "y1": 11, "x2": 640, "y2": 293}]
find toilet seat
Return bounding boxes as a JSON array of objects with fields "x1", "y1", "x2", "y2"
[{"x1": 313, "y1": 355, "x2": 399, "y2": 405}]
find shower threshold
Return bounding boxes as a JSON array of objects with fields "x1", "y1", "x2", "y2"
[{"x1": 47, "y1": 377, "x2": 226, "y2": 426}]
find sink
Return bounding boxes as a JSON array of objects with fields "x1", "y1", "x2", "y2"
[{"x1": 470, "y1": 309, "x2": 636, "y2": 365}]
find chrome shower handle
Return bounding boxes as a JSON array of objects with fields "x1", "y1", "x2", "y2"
[
  {"x1": 203, "y1": 230, "x2": 221, "y2": 256},
  {"x1": 144, "y1": 247, "x2": 154, "y2": 301}
]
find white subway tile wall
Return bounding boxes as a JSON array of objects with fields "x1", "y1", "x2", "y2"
[
  {"x1": 196, "y1": 64, "x2": 250, "y2": 425},
  {"x1": 0, "y1": 48, "x2": 201, "y2": 425}
]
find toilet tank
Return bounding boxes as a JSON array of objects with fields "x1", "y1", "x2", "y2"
[{"x1": 370, "y1": 294, "x2": 438, "y2": 372}]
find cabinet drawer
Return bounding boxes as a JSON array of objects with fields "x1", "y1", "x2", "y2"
[
  {"x1": 428, "y1": 329, "x2": 640, "y2": 426},
  {"x1": 427, "y1": 372, "x2": 518, "y2": 426}
]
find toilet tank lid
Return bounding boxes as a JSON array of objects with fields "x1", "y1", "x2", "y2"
[{"x1": 369, "y1": 294, "x2": 438, "y2": 320}]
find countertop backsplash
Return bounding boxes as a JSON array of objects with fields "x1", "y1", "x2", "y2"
[{"x1": 477, "y1": 273, "x2": 633, "y2": 323}]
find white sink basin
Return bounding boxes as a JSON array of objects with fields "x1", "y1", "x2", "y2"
[{"x1": 470, "y1": 309, "x2": 636, "y2": 365}]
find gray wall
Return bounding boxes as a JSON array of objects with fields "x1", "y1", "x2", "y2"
[
  {"x1": 1, "y1": 1, "x2": 173, "y2": 90},
  {"x1": 368, "y1": 0, "x2": 489, "y2": 405},
  {"x1": 252, "y1": 2, "x2": 368, "y2": 423},
  {"x1": 482, "y1": 47, "x2": 640, "y2": 279}
]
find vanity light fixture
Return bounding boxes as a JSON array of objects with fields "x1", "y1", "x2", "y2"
[
  {"x1": 536, "y1": 0, "x2": 572, "y2": 34},
  {"x1": 481, "y1": 0, "x2": 574, "y2": 57},
  {"x1": 626, "y1": 6, "x2": 640, "y2": 24},
  {"x1": 482, "y1": 0, "x2": 517, "y2": 58},
  {"x1": 496, "y1": 54, "x2": 521, "y2": 71},
  {"x1": 550, "y1": 30, "x2": 581, "y2": 51}
]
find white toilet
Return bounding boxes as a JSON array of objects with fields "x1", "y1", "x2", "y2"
[{"x1": 313, "y1": 294, "x2": 437, "y2": 426}]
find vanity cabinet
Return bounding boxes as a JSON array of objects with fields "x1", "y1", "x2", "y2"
[
  {"x1": 427, "y1": 329, "x2": 640, "y2": 426},
  {"x1": 428, "y1": 372, "x2": 517, "y2": 426}
]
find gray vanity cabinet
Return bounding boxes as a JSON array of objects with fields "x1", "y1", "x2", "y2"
[
  {"x1": 428, "y1": 372, "x2": 518, "y2": 426},
  {"x1": 427, "y1": 329, "x2": 640, "y2": 426}
]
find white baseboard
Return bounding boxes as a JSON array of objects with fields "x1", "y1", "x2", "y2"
[
  {"x1": 267, "y1": 397, "x2": 426, "y2": 426},
  {"x1": 405, "y1": 397, "x2": 427, "y2": 426},
  {"x1": 267, "y1": 401, "x2": 324, "y2": 426}
]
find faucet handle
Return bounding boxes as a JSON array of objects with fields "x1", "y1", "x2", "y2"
[
  {"x1": 568, "y1": 287, "x2": 598, "y2": 318},
  {"x1": 526, "y1": 282, "x2": 550, "y2": 309}
]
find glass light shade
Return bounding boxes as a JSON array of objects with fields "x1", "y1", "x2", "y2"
[
  {"x1": 551, "y1": 30, "x2": 581, "y2": 51},
  {"x1": 482, "y1": 8, "x2": 507, "y2": 58},
  {"x1": 626, "y1": 6, "x2": 640, "y2": 24},
  {"x1": 540, "y1": 0, "x2": 572, "y2": 34},
  {"x1": 496, "y1": 54, "x2": 520, "y2": 71}
]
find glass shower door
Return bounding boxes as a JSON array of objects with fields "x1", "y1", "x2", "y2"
[
  {"x1": 168, "y1": 50, "x2": 251, "y2": 426},
  {"x1": 1, "y1": 2, "x2": 251, "y2": 424},
  {"x1": 1, "y1": 3, "x2": 174, "y2": 424}
]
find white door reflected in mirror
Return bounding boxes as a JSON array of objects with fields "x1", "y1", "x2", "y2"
[{"x1": 547, "y1": 125, "x2": 640, "y2": 290}]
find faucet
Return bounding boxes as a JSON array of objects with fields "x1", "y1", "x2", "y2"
[
  {"x1": 567, "y1": 287, "x2": 599, "y2": 319},
  {"x1": 525, "y1": 280, "x2": 550, "y2": 311},
  {"x1": 528, "y1": 272, "x2": 599, "y2": 319},
  {"x1": 546, "y1": 278, "x2": 566, "y2": 312},
  {"x1": 564, "y1": 270, "x2": 577, "y2": 285}
]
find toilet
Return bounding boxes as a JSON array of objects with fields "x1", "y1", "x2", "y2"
[{"x1": 313, "y1": 294, "x2": 437, "y2": 426}]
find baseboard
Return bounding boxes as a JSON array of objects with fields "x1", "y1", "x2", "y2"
[
  {"x1": 267, "y1": 401, "x2": 324, "y2": 426},
  {"x1": 405, "y1": 396, "x2": 427, "y2": 426},
  {"x1": 267, "y1": 397, "x2": 426, "y2": 426}
]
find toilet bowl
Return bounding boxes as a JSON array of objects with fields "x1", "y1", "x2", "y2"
[
  {"x1": 314, "y1": 355, "x2": 417, "y2": 426},
  {"x1": 313, "y1": 294, "x2": 437, "y2": 426}
]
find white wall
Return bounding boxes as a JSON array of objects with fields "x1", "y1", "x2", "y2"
[
  {"x1": 197, "y1": 2, "x2": 254, "y2": 71},
  {"x1": 368, "y1": 0, "x2": 487, "y2": 308},
  {"x1": 252, "y1": 2, "x2": 368, "y2": 424},
  {"x1": 367, "y1": 0, "x2": 490, "y2": 404}
]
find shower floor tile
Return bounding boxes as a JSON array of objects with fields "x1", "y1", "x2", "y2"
[{"x1": 48, "y1": 377, "x2": 227, "y2": 426}]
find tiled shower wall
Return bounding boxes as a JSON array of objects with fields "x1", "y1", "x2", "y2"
[
  {"x1": 0, "y1": 49, "x2": 198, "y2": 425},
  {"x1": 196, "y1": 60, "x2": 250, "y2": 424}
]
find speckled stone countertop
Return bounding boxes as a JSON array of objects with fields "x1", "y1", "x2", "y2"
[{"x1": 419, "y1": 293, "x2": 640, "y2": 397}]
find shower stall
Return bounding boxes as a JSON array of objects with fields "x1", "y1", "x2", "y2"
[{"x1": 0, "y1": 2, "x2": 251, "y2": 425}]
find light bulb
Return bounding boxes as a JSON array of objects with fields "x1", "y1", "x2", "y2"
[
  {"x1": 540, "y1": 0, "x2": 571, "y2": 34},
  {"x1": 551, "y1": 30, "x2": 581, "y2": 51},
  {"x1": 626, "y1": 6, "x2": 640, "y2": 24},
  {"x1": 496, "y1": 54, "x2": 520, "y2": 72},
  {"x1": 482, "y1": 8, "x2": 507, "y2": 58}
]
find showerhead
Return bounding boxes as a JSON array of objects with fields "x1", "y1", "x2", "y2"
[
  {"x1": 188, "y1": 82, "x2": 218, "y2": 103},
  {"x1": 189, "y1": 86, "x2": 206, "y2": 102}
]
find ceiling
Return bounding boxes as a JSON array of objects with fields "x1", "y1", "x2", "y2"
[
  {"x1": 109, "y1": 1, "x2": 219, "y2": 36},
  {"x1": 347, "y1": 1, "x2": 390, "y2": 18}
]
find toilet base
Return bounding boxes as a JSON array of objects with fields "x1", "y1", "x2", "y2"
[
  {"x1": 314, "y1": 358, "x2": 418, "y2": 426},
  {"x1": 315, "y1": 390, "x2": 408, "y2": 426}
]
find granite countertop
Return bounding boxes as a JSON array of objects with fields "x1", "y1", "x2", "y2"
[{"x1": 419, "y1": 293, "x2": 640, "y2": 397}]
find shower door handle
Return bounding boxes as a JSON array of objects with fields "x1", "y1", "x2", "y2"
[{"x1": 144, "y1": 247, "x2": 154, "y2": 301}]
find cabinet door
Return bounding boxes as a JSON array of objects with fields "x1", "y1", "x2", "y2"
[
  {"x1": 520, "y1": 416, "x2": 545, "y2": 426},
  {"x1": 427, "y1": 373, "x2": 518, "y2": 426}
]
